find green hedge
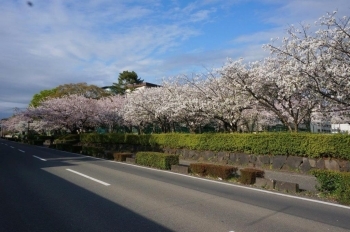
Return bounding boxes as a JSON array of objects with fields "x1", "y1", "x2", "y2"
[
  {"x1": 311, "y1": 170, "x2": 350, "y2": 205},
  {"x1": 56, "y1": 143, "x2": 73, "y2": 151},
  {"x1": 135, "y1": 152, "x2": 179, "y2": 170},
  {"x1": 55, "y1": 134, "x2": 80, "y2": 144},
  {"x1": 80, "y1": 133, "x2": 350, "y2": 160},
  {"x1": 82, "y1": 146, "x2": 105, "y2": 157}
]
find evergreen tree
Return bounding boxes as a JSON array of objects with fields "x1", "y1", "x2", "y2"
[{"x1": 113, "y1": 71, "x2": 143, "y2": 94}]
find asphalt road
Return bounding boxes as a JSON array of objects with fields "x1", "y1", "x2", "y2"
[{"x1": 1, "y1": 138, "x2": 349, "y2": 232}]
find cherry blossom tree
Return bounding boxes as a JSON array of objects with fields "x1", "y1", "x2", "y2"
[
  {"x1": 265, "y1": 11, "x2": 350, "y2": 115},
  {"x1": 27, "y1": 95, "x2": 98, "y2": 133},
  {"x1": 162, "y1": 79, "x2": 211, "y2": 133},
  {"x1": 220, "y1": 58, "x2": 321, "y2": 132},
  {"x1": 123, "y1": 87, "x2": 176, "y2": 133},
  {"x1": 166, "y1": 71, "x2": 254, "y2": 132},
  {"x1": 94, "y1": 95, "x2": 125, "y2": 132}
]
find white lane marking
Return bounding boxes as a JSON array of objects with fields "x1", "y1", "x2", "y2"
[
  {"x1": 46, "y1": 157, "x2": 86, "y2": 161},
  {"x1": 33, "y1": 155, "x2": 47, "y2": 161},
  {"x1": 66, "y1": 169, "x2": 110, "y2": 186},
  {"x1": 10, "y1": 146, "x2": 14, "y2": 148},
  {"x1": 18, "y1": 149, "x2": 25, "y2": 153}
]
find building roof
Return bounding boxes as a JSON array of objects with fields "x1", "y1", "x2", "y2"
[{"x1": 126, "y1": 82, "x2": 161, "y2": 88}]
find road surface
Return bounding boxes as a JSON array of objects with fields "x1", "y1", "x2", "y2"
[{"x1": 1, "y1": 138, "x2": 349, "y2": 232}]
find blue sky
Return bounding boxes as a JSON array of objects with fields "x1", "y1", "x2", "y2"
[{"x1": 1, "y1": 0, "x2": 350, "y2": 119}]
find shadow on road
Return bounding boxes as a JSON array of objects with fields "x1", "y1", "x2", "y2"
[{"x1": 0, "y1": 139, "x2": 174, "y2": 232}]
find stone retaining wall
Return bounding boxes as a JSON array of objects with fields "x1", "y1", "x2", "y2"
[
  {"x1": 162, "y1": 148, "x2": 350, "y2": 173},
  {"x1": 82, "y1": 143, "x2": 349, "y2": 173}
]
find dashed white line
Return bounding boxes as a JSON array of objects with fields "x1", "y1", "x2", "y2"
[
  {"x1": 46, "y1": 157, "x2": 86, "y2": 161},
  {"x1": 18, "y1": 149, "x2": 25, "y2": 153},
  {"x1": 66, "y1": 169, "x2": 110, "y2": 186},
  {"x1": 33, "y1": 155, "x2": 47, "y2": 161},
  {"x1": 10, "y1": 146, "x2": 14, "y2": 148}
]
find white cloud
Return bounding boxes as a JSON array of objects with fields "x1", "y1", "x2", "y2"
[{"x1": 1, "y1": 0, "x2": 350, "y2": 119}]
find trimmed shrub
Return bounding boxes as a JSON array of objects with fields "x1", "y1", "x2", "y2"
[
  {"x1": 190, "y1": 163, "x2": 237, "y2": 180},
  {"x1": 80, "y1": 133, "x2": 125, "y2": 144},
  {"x1": 80, "y1": 133, "x2": 350, "y2": 161},
  {"x1": 207, "y1": 164, "x2": 238, "y2": 179},
  {"x1": 337, "y1": 179, "x2": 350, "y2": 205},
  {"x1": 189, "y1": 163, "x2": 207, "y2": 176},
  {"x1": 136, "y1": 152, "x2": 179, "y2": 170},
  {"x1": 28, "y1": 139, "x2": 45, "y2": 145},
  {"x1": 311, "y1": 169, "x2": 350, "y2": 205},
  {"x1": 56, "y1": 143, "x2": 73, "y2": 152},
  {"x1": 82, "y1": 146, "x2": 104, "y2": 157},
  {"x1": 113, "y1": 152, "x2": 133, "y2": 162},
  {"x1": 72, "y1": 145, "x2": 82, "y2": 154},
  {"x1": 239, "y1": 168, "x2": 265, "y2": 185}
]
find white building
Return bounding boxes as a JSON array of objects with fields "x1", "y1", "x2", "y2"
[
  {"x1": 126, "y1": 82, "x2": 161, "y2": 93},
  {"x1": 309, "y1": 121, "x2": 332, "y2": 133},
  {"x1": 331, "y1": 123, "x2": 350, "y2": 134}
]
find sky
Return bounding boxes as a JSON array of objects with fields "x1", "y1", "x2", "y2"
[{"x1": 1, "y1": 0, "x2": 350, "y2": 119}]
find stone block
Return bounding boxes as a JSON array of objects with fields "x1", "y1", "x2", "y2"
[
  {"x1": 256, "y1": 155, "x2": 270, "y2": 167},
  {"x1": 316, "y1": 158, "x2": 325, "y2": 169},
  {"x1": 202, "y1": 151, "x2": 215, "y2": 161},
  {"x1": 275, "y1": 180, "x2": 299, "y2": 193},
  {"x1": 217, "y1": 152, "x2": 229, "y2": 162},
  {"x1": 43, "y1": 139, "x2": 52, "y2": 147},
  {"x1": 113, "y1": 152, "x2": 133, "y2": 162},
  {"x1": 308, "y1": 158, "x2": 317, "y2": 168},
  {"x1": 182, "y1": 149, "x2": 190, "y2": 159},
  {"x1": 339, "y1": 160, "x2": 350, "y2": 172},
  {"x1": 171, "y1": 165, "x2": 189, "y2": 174},
  {"x1": 255, "y1": 178, "x2": 275, "y2": 189},
  {"x1": 299, "y1": 158, "x2": 312, "y2": 173},
  {"x1": 237, "y1": 153, "x2": 250, "y2": 165},
  {"x1": 325, "y1": 159, "x2": 340, "y2": 171},
  {"x1": 175, "y1": 149, "x2": 183, "y2": 156},
  {"x1": 125, "y1": 157, "x2": 135, "y2": 164},
  {"x1": 249, "y1": 155, "x2": 257, "y2": 164},
  {"x1": 229, "y1": 153, "x2": 237, "y2": 162},
  {"x1": 283, "y1": 156, "x2": 303, "y2": 170},
  {"x1": 189, "y1": 150, "x2": 199, "y2": 160},
  {"x1": 272, "y1": 156, "x2": 287, "y2": 170}
]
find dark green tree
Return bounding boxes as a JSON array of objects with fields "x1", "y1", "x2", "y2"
[
  {"x1": 29, "y1": 88, "x2": 57, "y2": 107},
  {"x1": 52, "y1": 83, "x2": 110, "y2": 99},
  {"x1": 112, "y1": 71, "x2": 144, "y2": 94},
  {"x1": 29, "y1": 83, "x2": 111, "y2": 107}
]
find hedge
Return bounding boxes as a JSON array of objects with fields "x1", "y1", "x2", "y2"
[
  {"x1": 239, "y1": 168, "x2": 265, "y2": 185},
  {"x1": 190, "y1": 163, "x2": 237, "y2": 180},
  {"x1": 113, "y1": 152, "x2": 133, "y2": 162},
  {"x1": 311, "y1": 170, "x2": 350, "y2": 205},
  {"x1": 80, "y1": 133, "x2": 350, "y2": 160},
  {"x1": 135, "y1": 152, "x2": 179, "y2": 170},
  {"x1": 81, "y1": 146, "x2": 105, "y2": 157}
]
